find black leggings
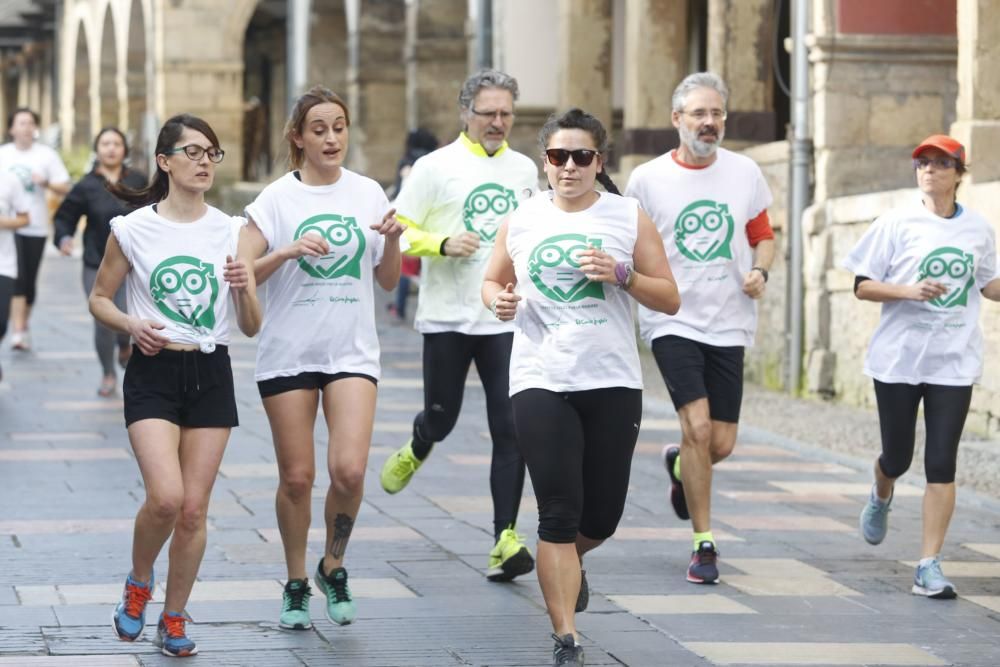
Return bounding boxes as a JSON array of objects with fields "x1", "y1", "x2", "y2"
[
  {"x1": 512, "y1": 387, "x2": 642, "y2": 544},
  {"x1": 14, "y1": 235, "x2": 46, "y2": 305},
  {"x1": 0, "y1": 275, "x2": 13, "y2": 340},
  {"x1": 874, "y1": 379, "x2": 972, "y2": 484},
  {"x1": 412, "y1": 332, "x2": 525, "y2": 540}
]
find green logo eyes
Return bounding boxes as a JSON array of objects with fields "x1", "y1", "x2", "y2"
[
  {"x1": 674, "y1": 199, "x2": 735, "y2": 262},
  {"x1": 293, "y1": 214, "x2": 367, "y2": 280},
  {"x1": 463, "y1": 183, "x2": 519, "y2": 242},
  {"x1": 149, "y1": 256, "x2": 219, "y2": 329},
  {"x1": 528, "y1": 233, "x2": 605, "y2": 303},
  {"x1": 918, "y1": 247, "x2": 975, "y2": 308}
]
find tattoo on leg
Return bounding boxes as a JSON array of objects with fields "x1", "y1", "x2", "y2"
[{"x1": 328, "y1": 513, "x2": 354, "y2": 560}]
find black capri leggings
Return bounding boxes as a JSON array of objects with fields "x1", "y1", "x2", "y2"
[
  {"x1": 512, "y1": 387, "x2": 642, "y2": 544},
  {"x1": 874, "y1": 379, "x2": 973, "y2": 484},
  {"x1": 14, "y1": 235, "x2": 46, "y2": 305}
]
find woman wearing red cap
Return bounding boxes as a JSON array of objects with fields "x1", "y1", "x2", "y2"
[{"x1": 844, "y1": 134, "x2": 1000, "y2": 599}]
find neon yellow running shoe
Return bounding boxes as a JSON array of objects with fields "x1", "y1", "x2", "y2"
[
  {"x1": 487, "y1": 527, "x2": 535, "y2": 582},
  {"x1": 380, "y1": 439, "x2": 424, "y2": 494}
]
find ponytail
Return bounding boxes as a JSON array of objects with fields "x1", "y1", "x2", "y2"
[{"x1": 596, "y1": 169, "x2": 620, "y2": 195}]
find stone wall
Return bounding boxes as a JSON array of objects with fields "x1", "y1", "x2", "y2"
[{"x1": 804, "y1": 180, "x2": 1000, "y2": 436}]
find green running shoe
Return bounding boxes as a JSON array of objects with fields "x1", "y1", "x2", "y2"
[
  {"x1": 315, "y1": 560, "x2": 356, "y2": 625},
  {"x1": 279, "y1": 578, "x2": 312, "y2": 630},
  {"x1": 487, "y1": 527, "x2": 535, "y2": 582},
  {"x1": 380, "y1": 439, "x2": 425, "y2": 494}
]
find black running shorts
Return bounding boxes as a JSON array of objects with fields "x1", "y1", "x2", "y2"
[
  {"x1": 257, "y1": 371, "x2": 377, "y2": 399},
  {"x1": 651, "y1": 334, "x2": 744, "y2": 423}
]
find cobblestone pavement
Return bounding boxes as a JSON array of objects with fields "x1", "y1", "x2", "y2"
[{"x1": 2, "y1": 254, "x2": 1000, "y2": 666}]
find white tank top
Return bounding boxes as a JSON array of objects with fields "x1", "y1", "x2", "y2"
[
  {"x1": 111, "y1": 204, "x2": 245, "y2": 351},
  {"x1": 506, "y1": 191, "x2": 643, "y2": 396}
]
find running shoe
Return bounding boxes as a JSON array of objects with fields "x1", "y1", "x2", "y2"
[
  {"x1": 314, "y1": 560, "x2": 356, "y2": 625},
  {"x1": 552, "y1": 633, "x2": 585, "y2": 666},
  {"x1": 380, "y1": 439, "x2": 424, "y2": 494},
  {"x1": 10, "y1": 331, "x2": 29, "y2": 351},
  {"x1": 153, "y1": 611, "x2": 197, "y2": 657},
  {"x1": 575, "y1": 569, "x2": 589, "y2": 613},
  {"x1": 279, "y1": 578, "x2": 312, "y2": 630},
  {"x1": 662, "y1": 444, "x2": 690, "y2": 520},
  {"x1": 912, "y1": 559, "x2": 957, "y2": 599},
  {"x1": 859, "y1": 486, "x2": 892, "y2": 545},
  {"x1": 687, "y1": 541, "x2": 720, "y2": 584},
  {"x1": 487, "y1": 527, "x2": 535, "y2": 582},
  {"x1": 112, "y1": 571, "x2": 154, "y2": 641}
]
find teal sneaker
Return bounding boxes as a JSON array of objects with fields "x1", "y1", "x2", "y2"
[
  {"x1": 279, "y1": 578, "x2": 312, "y2": 630},
  {"x1": 912, "y1": 558, "x2": 957, "y2": 599},
  {"x1": 487, "y1": 527, "x2": 535, "y2": 582},
  {"x1": 859, "y1": 486, "x2": 892, "y2": 545},
  {"x1": 112, "y1": 571, "x2": 154, "y2": 641},
  {"x1": 380, "y1": 439, "x2": 425, "y2": 494},
  {"x1": 315, "y1": 559, "x2": 356, "y2": 625},
  {"x1": 153, "y1": 611, "x2": 197, "y2": 657}
]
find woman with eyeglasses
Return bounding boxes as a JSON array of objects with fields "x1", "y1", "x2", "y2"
[
  {"x1": 0, "y1": 107, "x2": 71, "y2": 351},
  {"x1": 241, "y1": 86, "x2": 404, "y2": 631},
  {"x1": 53, "y1": 127, "x2": 146, "y2": 397},
  {"x1": 482, "y1": 108, "x2": 679, "y2": 667},
  {"x1": 846, "y1": 134, "x2": 1000, "y2": 600},
  {"x1": 90, "y1": 114, "x2": 261, "y2": 657}
]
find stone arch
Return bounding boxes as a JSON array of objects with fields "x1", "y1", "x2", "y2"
[
  {"x1": 125, "y1": 0, "x2": 149, "y2": 168},
  {"x1": 73, "y1": 20, "x2": 92, "y2": 147},
  {"x1": 99, "y1": 4, "x2": 119, "y2": 130},
  {"x1": 242, "y1": 1, "x2": 286, "y2": 180}
]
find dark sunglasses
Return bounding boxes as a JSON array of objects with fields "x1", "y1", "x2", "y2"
[{"x1": 545, "y1": 148, "x2": 599, "y2": 167}]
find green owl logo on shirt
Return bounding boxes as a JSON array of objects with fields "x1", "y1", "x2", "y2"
[
  {"x1": 293, "y1": 214, "x2": 366, "y2": 280},
  {"x1": 8, "y1": 165, "x2": 34, "y2": 193},
  {"x1": 528, "y1": 234, "x2": 605, "y2": 303},
  {"x1": 918, "y1": 246, "x2": 975, "y2": 308},
  {"x1": 150, "y1": 256, "x2": 219, "y2": 329},
  {"x1": 674, "y1": 199, "x2": 735, "y2": 262},
  {"x1": 463, "y1": 183, "x2": 518, "y2": 243}
]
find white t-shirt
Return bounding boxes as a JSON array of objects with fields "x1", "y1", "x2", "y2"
[
  {"x1": 395, "y1": 135, "x2": 538, "y2": 335},
  {"x1": 506, "y1": 191, "x2": 643, "y2": 396},
  {"x1": 0, "y1": 142, "x2": 70, "y2": 237},
  {"x1": 0, "y1": 171, "x2": 30, "y2": 279},
  {"x1": 625, "y1": 148, "x2": 773, "y2": 347},
  {"x1": 111, "y1": 204, "x2": 245, "y2": 349},
  {"x1": 843, "y1": 202, "x2": 999, "y2": 386},
  {"x1": 245, "y1": 170, "x2": 391, "y2": 382}
]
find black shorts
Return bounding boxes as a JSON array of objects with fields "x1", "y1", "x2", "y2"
[
  {"x1": 123, "y1": 345, "x2": 238, "y2": 428},
  {"x1": 651, "y1": 334, "x2": 744, "y2": 423},
  {"x1": 257, "y1": 371, "x2": 377, "y2": 399}
]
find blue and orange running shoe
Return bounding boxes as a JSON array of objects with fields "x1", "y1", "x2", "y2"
[{"x1": 111, "y1": 571, "x2": 154, "y2": 641}]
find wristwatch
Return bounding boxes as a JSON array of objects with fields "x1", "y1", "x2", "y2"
[{"x1": 752, "y1": 266, "x2": 769, "y2": 283}]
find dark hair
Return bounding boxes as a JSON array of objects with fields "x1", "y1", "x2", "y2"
[
  {"x1": 393, "y1": 128, "x2": 439, "y2": 194},
  {"x1": 6, "y1": 107, "x2": 39, "y2": 133},
  {"x1": 538, "y1": 107, "x2": 619, "y2": 195},
  {"x1": 111, "y1": 114, "x2": 220, "y2": 206},
  {"x1": 93, "y1": 127, "x2": 129, "y2": 159},
  {"x1": 284, "y1": 85, "x2": 351, "y2": 170}
]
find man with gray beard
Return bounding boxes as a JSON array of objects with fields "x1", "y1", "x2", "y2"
[{"x1": 624, "y1": 72, "x2": 775, "y2": 585}]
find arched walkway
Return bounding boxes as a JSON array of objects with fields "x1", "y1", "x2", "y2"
[{"x1": 73, "y1": 21, "x2": 92, "y2": 148}]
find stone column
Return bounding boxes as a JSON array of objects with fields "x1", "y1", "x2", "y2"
[
  {"x1": 405, "y1": 0, "x2": 467, "y2": 142},
  {"x1": 557, "y1": 0, "x2": 612, "y2": 126},
  {"x1": 707, "y1": 0, "x2": 776, "y2": 149},
  {"x1": 619, "y1": 0, "x2": 687, "y2": 176},
  {"x1": 951, "y1": 0, "x2": 1000, "y2": 183},
  {"x1": 346, "y1": 0, "x2": 406, "y2": 185}
]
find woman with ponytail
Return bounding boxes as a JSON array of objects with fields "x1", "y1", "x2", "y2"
[
  {"x1": 482, "y1": 108, "x2": 680, "y2": 666},
  {"x1": 90, "y1": 114, "x2": 261, "y2": 657}
]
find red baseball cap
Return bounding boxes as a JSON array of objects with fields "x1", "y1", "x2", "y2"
[{"x1": 912, "y1": 134, "x2": 966, "y2": 163}]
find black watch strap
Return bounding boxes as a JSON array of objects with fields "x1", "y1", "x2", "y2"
[
  {"x1": 752, "y1": 266, "x2": 769, "y2": 283},
  {"x1": 439, "y1": 238, "x2": 450, "y2": 256}
]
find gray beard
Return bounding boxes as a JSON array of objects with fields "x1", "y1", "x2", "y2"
[{"x1": 679, "y1": 124, "x2": 723, "y2": 158}]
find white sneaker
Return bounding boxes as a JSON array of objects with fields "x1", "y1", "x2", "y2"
[{"x1": 10, "y1": 331, "x2": 29, "y2": 351}]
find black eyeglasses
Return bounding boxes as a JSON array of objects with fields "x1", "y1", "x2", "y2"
[
  {"x1": 545, "y1": 148, "x2": 599, "y2": 167},
  {"x1": 913, "y1": 157, "x2": 957, "y2": 170},
  {"x1": 469, "y1": 107, "x2": 515, "y2": 121},
  {"x1": 164, "y1": 144, "x2": 225, "y2": 163}
]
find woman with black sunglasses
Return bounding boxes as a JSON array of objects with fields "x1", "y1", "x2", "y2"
[
  {"x1": 846, "y1": 134, "x2": 1000, "y2": 600},
  {"x1": 90, "y1": 114, "x2": 261, "y2": 657},
  {"x1": 54, "y1": 127, "x2": 146, "y2": 396},
  {"x1": 482, "y1": 108, "x2": 680, "y2": 667}
]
